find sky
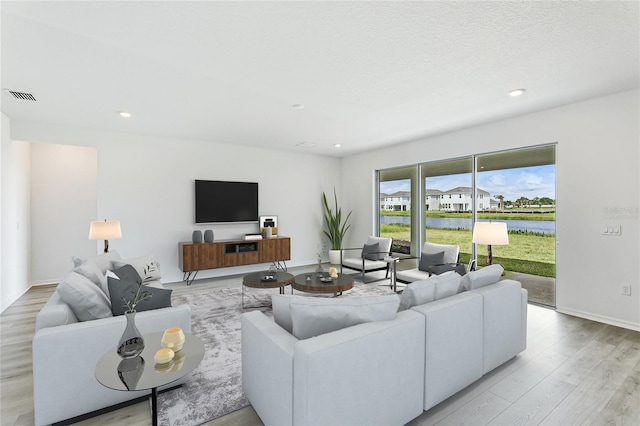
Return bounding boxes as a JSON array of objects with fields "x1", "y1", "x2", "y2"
[{"x1": 380, "y1": 165, "x2": 555, "y2": 202}]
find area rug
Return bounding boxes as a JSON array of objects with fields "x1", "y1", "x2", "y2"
[{"x1": 157, "y1": 278, "x2": 395, "y2": 425}]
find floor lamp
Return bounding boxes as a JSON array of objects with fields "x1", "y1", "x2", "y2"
[
  {"x1": 472, "y1": 221, "x2": 509, "y2": 266},
  {"x1": 89, "y1": 220, "x2": 122, "y2": 253}
]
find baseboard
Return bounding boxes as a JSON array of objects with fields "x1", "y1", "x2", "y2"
[
  {"x1": 556, "y1": 307, "x2": 640, "y2": 332},
  {"x1": 0, "y1": 286, "x2": 31, "y2": 313}
]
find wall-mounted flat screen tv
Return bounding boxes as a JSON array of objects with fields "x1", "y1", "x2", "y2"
[{"x1": 195, "y1": 180, "x2": 258, "y2": 223}]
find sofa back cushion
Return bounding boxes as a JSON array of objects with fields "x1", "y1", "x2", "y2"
[
  {"x1": 56, "y1": 272, "x2": 113, "y2": 321},
  {"x1": 398, "y1": 278, "x2": 436, "y2": 311},
  {"x1": 72, "y1": 250, "x2": 121, "y2": 274},
  {"x1": 460, "y1": 264, "x2": 504, "y2": 291},
  {"x1": 433, "y1": 272, "x2": 463, "y2": 300},
  {"x1": 72, "y1": 259, "x2": 107, "y2": 290},
  {"x1": 272, "y1": 294, "x2": 400, "y2": 339}
]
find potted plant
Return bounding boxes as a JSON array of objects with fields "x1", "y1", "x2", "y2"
[{"x1": 322, "y1": 188, "x2": 352, "y2": 265}]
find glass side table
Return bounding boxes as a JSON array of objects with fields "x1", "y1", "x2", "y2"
[{"x1": 95, "y1": 331, "x2": 205, "y2": 426}]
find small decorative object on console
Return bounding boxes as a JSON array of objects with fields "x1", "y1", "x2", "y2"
[
  {"x1": 192, "y1": 230, "x2": 202, "y2": 243},
  {"x1": 204, "y1": 229, "x2": 214, "y2": 242}
]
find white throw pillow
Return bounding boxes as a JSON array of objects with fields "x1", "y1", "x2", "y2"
[
  {"x1": 112, "y1": 256, "x2": 161, "y2": 282},
  {"x1": 433, "y1": 272, "x2": 463, "y2": 300},
  {"x1": 461, "y1": 264, "x2": 504, "y2": 291},
  {"x1": 56, "y1": 272, "x2": 113, "y2": 321},
  {"x1": 72, "y1": 251, "x2": 122, "y2": 274},
  {"x1": 72, "y1": 259, "x2": 107, "y2": 290},
  {"x1": 398, "y1": 277, "x2": 436, "y2": 311},
  {"x1": 288, "y1": 295, "x2": 400, "y2": 340}
]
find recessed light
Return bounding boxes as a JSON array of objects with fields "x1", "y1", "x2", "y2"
[
  {"x1": 119, "y1": 111, "x2": 132, "y2": 118},
  {"x1": 334, "y1": 144, "x2": 342, "y2": 148},
  {"x1": 292, "y1": 104, "x2": 304, "y2": 109},
  {"x1": 508, "y1": 89, "x2": 526, "y2": 97}
]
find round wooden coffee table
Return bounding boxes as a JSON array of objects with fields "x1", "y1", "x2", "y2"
[
  {"x1": 293, "y1": 273, "x2": 354, "y2": 296},
  {"x1": 242, "y1": 271, "x2": 294, "y2": 308}
]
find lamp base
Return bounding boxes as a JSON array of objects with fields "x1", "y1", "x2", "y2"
[{"x1": 104, "y1": 239, "x2": 109, "y2": 253}]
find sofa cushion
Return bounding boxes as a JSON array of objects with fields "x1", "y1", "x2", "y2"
[
  {"x1": 460, "y1": 264, "x2": 504, "y2": 291},
  {"x1": 107, "y1": 277, "x2": 172, "y2": 316},
  {"x1": 433, "y1": 272, "x2": 463, "y2": 300},
  {"x1": 56, "y1": 272, "x2": 113, "y2": 321},
  {"x1": 114, "y1": 264, "x2": 142, "y2": 283},
  {"x1": 112, "y1": 256, "x2": 161, "y2": 282},
  {"x1": 272, "y1": 294, "x2": 400, "y2": 339},
  {"x1": 418, "y1": 251, "x2": 444, "y2": 272},
  {"x1": 362, "y1": 242, "x2": 380, "y2": 261},
  {"x1": 72, "y1": 250, "x2": 122, "y2": 274},
  {"x1": 398, "y1": 278, "x2": 436, "y2": 311},
  {"x1": 72, "y1": 259, "x2": 107, "y2": 290}
]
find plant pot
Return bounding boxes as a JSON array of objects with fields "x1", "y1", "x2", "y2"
[{"x1": 329, "y1": 249, "x2": 342, "y2": 265}]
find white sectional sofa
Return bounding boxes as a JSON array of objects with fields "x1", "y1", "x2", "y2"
[
  {"x1": 32, "y1": 251, "x2": 191, "y2": 426},
  {"x1": 241, "y1": 264, "x2": 527, "y2": 425}
]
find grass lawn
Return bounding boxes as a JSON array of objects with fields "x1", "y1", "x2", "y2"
[{"x1": 381, "y1": 224, "x2": 556, "y2": 277}]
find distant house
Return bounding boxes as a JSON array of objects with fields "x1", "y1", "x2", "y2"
[
  {"x1": 385, "y1": 187, "x2": 498, "y2": 212},
  {"x1": 380, "y1": 191, "x2": 411, "y2": 211}
]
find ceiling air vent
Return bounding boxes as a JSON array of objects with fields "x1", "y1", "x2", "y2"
[{"x1": 6, "y1": 90, "x2": 36, "y2": 101}]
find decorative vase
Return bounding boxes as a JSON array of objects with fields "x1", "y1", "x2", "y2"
[
  {"x1": 192, "y1": 230, "x2": 203, "y2": 243},
  {"x1": 161, "y1": 327, "x2": 186, "y2": 352},
  {"x1": 117, "y1": 310, "x2": 145, "y2": 359},
  {"x1": 204, "y1": 229, "x2": 214, "y2": 242},
  {"x1": 315, "y1": 258, "x2": 325, "y2": 278}
]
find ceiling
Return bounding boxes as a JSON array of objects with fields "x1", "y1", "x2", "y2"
[{"x1": 1, "y1": 1, "x2": 638, "y2": 157}]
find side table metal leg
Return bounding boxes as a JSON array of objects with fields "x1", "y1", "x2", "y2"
[{"x1": 151, "y1": 387, "x2": 158, "y2": 426}]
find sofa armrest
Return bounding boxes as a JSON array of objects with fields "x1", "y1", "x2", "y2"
[
  {"x1": 470, "y1": 279, "x2": 526, "y2": 373},
  {"x1": 293, "y1": 310, "x2": 425, "y2": 426},
  {"x1": 35, "y1": 291, "x2": 79, "y2": 331},
  {"x1": 241, "y1": 311, "x2": 297, "y2": 426},
  {"x1": 32, "y1": 304, "x2": 191, "y2": 426}
]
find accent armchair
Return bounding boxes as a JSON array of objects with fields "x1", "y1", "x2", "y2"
[
  {"x1": 396, "y1": 242, "x2": 470, "y2": 284},
  {"x1": 340, "y1": 236, "x2": 393, "y2": 283}
]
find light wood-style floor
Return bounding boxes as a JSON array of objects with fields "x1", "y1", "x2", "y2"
[{"x1": 2, "y1": 269, "x2": 639, "y2": 426}]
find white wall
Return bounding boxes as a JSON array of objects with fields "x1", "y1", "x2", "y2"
[
  {"x1": 9, "y1": 121, "x2": 341, "y2": 285},
  {"x1": 341, "y1": 89, "x2": 640, "y2": 331},
  {"x1": 1, "y1": 112, "x2": 31, "y2": 311},
  {"x1": 30, "y1": 143, "x2": 97, "y2": 283}
]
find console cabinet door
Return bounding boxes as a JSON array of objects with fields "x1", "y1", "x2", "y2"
[
  {"x1": 260, "y1": 238, "x2": 291, "y2": 263},
  {"x1": 180, "y1": 243, "x2": 222, "y2": 271}
]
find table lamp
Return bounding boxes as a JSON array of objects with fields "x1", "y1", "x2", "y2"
[
  {"x1": 472, "y1": 221, "x2": 508, "y2": 265},
  {"x1": 89, "y1": 220, "x2": 122, "y2": 253}
]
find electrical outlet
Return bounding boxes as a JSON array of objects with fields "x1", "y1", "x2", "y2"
[{"x1": 621, "y1": 285, "x2": 631, "y2": 296}]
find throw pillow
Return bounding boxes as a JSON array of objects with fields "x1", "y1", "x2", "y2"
[
  {"x1": 362, "y1": 243, "x2": 380, "y2": 261},
  {"x1": 114, "y1": 264, "x2": 143, "y2": 284},
  {"x1": 107, "y1": 277, "x2": 172, "y2": 316},
  {"x1": 72, "y1": 259, "x2": 107, "y2": 290},
  {"x1": 418, "y1": 251, "x2": 445, "y2": 272},
  {"x1": 433, "y1": 272, "x2": 463, "y2": 300},
  {"x1": 102, "y1": 270, "x2": 119, "y2": 298},
  {"x1": 72, "y1": 250, "x2": 122, "y2": 274},
  {"x1": 112, "y1": 256, "x2": 161, "y2": 283},
  {"x1": 289, "y1": 294, "x2": 400, "y2": 340},
  {"x1": 460, "y1": 264, "x2": 504, "y2": 291},
  {"x1": 398, "y1": 277, "x2": 436, "y2": 311},
  {"x1": 430, "y1": 263, "x2": 467, "y2": 276},
  {"x1": 56, "y1": 272, "x2": 113, "y2": 321}
]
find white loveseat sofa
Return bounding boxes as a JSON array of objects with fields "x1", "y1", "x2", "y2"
[
  {"x1": 32, "y1": 251, "x2": 191, "y2": 426},
  {"x1": 241, "y1": 264, "x2": 527, "y2": 425}
]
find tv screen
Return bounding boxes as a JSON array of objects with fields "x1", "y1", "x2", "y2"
[{"x1": 195, "y1": 180, "x2": 258, "y2": 223}]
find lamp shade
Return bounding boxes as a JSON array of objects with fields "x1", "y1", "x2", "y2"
[
  {"x1": 89, "y1": 220, "x2": 122, "y2": 240},
  {"x1": 472, "y1": 221, "x2": 509, "y2": 245}
]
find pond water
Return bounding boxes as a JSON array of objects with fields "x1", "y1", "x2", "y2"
[{"x1": 379, "y1": 216, "x2": 555, "y2": 234}]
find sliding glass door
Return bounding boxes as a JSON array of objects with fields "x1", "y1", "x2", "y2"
[
  {"x1": 378, "y1": 167, "x2": 417, "y2": 255},
  {"x1": 421, "y1": 158, "x2": 474, "y2": 266}
]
